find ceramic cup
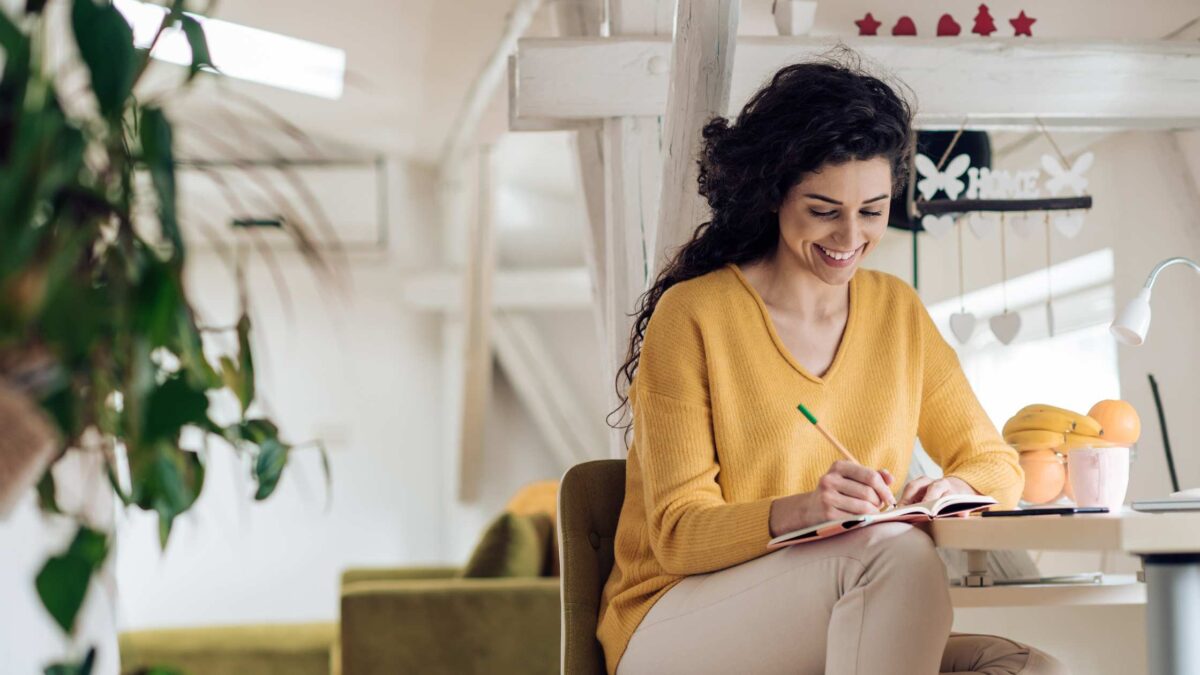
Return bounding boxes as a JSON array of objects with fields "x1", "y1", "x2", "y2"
[{"x1": 1067, "y1": 446, "x2": 1131, "y2": 510}]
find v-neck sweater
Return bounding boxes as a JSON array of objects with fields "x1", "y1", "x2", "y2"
[{"x1": 596, "y1": 264, "x2": 1024, "y2": 673}]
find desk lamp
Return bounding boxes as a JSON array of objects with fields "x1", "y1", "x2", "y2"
[{"x1": 1110, "y1": 256, "x2": 1200, "y2": 506}]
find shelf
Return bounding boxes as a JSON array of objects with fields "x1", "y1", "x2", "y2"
[{"x1": 950, "y1": 575, "x2": 1145, "y2": 608}]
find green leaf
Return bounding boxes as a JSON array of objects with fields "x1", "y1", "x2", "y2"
[
  {"x1": 37, "y1": 470, "x2": 60, "y2": 513},
  {"x1": 253, "y1": 436, "x2": 289, "y2": 501},
  {"x1": 133, "y1": 256, "x2": 184, "y2": 347},
  {"x1": 127, "y1": 442, "x2": 205, "y2": 546},
  {"x1": 179, "y1": 15, "x2": 213, "y2": 80},
  {"x1": 40, "y1": 384, "x2": 79, "y2": 442},
  {"x1": 43, "y1": 647, "x2": 96, "y2": 675},
  {"x1": 175, "y1": 309, "x2": 220, "y2": 389},
  {"x1": 143, "y1": 375, "x2": 209, "y2": 444},
  {"x1": 138, "y1": 107, "x2": 181, "y2": 258},
  {"x1": 35, "y1": 527, "x2": 108, "y2": 634},
  {"x1": 72, "y1": 0, "x2": 136, "y2": 118},
  {"x1": 235, "y1": 313, "x2": 255, "y2": 409},
  {"x1": 0, "y1": 8, "x2": 26, "y2": 54},
  {"x1": 239, "y1": 418, "x2": 279, "y2": 443}
]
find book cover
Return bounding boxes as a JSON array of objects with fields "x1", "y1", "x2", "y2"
[{"x1": 767, "y1": 493, "x2": 998, "y2": 549}]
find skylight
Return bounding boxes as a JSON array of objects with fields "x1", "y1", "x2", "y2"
[{"x1": 114, "y1": 0, "x2": 346, "y2": 100}]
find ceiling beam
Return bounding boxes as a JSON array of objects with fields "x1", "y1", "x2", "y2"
[{"x1": 510, "y1": 37, "x2": 1200, "y2": 130}]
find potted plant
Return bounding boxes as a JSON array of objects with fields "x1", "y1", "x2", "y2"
[{"x1": 0, "y1": 1, "x2": 327, "y2": 671}]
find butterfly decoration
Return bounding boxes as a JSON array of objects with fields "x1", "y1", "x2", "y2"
[
  {"x1": 1041, "y1": 151, "x2": 1094, "y2": 196},
  {"x1": 915, "y1": 153, "x2": 971, "y2": 201}
]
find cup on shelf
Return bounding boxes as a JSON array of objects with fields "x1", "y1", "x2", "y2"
[{"x1": 1067, "y1": 446, "x2": 1131, "y2": 510}]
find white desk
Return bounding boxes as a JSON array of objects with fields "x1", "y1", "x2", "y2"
[{"x1": 928, "y1": 510, "x2": 1200, "y2": 675}]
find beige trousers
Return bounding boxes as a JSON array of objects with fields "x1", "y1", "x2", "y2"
[{"x1": 618, "y1": 523, "x2": 1069, "y2": 675}]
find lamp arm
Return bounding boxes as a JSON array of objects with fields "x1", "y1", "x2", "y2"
[{"x1": 1142, "y1": 257, "x2": 1200, "y2": 291}]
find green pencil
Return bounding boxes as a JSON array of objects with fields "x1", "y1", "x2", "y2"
[{"x1": 797, "y1": 403, "x2": 860, "y2": 465}]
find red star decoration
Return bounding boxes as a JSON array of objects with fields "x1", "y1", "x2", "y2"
[
  {"x1": 1010, "y1": 10, "x2": 1036, "y2": 37},
  {"x1": 855, "y1": 12, "x2": 882, "y2": 36}
]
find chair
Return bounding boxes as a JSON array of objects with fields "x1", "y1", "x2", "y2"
[{"x1": 557, "y1": 459, "x2": 627, "y2": 675}]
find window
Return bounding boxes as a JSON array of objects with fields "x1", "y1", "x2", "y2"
[{"x1": 912, "y1": 249, "x2": 1121, "y2": 479}]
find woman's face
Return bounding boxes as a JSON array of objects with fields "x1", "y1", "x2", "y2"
[{"x1": 776, "y1": 157, "x2": 893, "y2": 286}]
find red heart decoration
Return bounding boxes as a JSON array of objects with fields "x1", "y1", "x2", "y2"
[
  {"x1": 892, "y1": 16, "x2": 917, "y2": 36},
  {"x1": 937, "y1": 13, "x2": 961, "y2": 36}
]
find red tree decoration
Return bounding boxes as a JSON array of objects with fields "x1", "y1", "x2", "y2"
[{"x1": 972, "y1": 4, "x2": 997, "y2": 36}]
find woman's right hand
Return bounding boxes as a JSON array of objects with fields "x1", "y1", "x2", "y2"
[{"x1": 769, "y1": 461, "x2": 896, "y2": 536}]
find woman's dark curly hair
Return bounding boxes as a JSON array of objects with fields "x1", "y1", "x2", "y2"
[{"x1": 612, "y1": 52, "x2": 915, "y2": 428}]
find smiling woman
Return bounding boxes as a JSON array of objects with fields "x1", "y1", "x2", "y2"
[{"x1": 598, "y1": 53, "x2": 1069, "y2": 675}]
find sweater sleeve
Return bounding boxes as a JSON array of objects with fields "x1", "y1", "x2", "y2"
[
  {"x1": 914, "y1": 300, "x2": 1025, "y2": 509},
  {"x1": 631, "y1": 288, "x2": 774, "y2": 576}
]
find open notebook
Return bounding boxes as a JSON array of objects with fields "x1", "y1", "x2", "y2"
[{"x1": 767, "y1": 493, "x2": 997, "y2": 549}]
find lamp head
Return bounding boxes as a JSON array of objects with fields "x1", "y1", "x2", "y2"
[{"x1": 1110, "y1": 288, "x2": 1152, "y2": 346}]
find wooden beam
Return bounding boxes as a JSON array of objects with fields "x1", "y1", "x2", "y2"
[
  {"x1": 511, "y1": 37, "x2": 1200, "y2": 130},
  {"x1": 442, "y1": 0, "x2": 543, "y2": 167},
  {"x1": 601, "y1": 116, "x2": 661, "y2": 454},
  {"x1": 772, "y1": 0, "x2": 818, "y2": 36},
  {"x1": 457, "y1": 148, "x2": 496, "y2": 501},
  {"x1": 400, "y1": 267, "x2": 592, "y2": 311},
  {"x1": 551, "y1": 0, "x2": 674, "y2": 458},
  {"x1": 651, "y1": 1, "x2": 740, "y2": 277},
  {"x1": 491, "y1": 312, "x2": 599, "y2": 468}
]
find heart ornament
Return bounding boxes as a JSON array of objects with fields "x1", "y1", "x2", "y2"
[
  {"x1": 1009, "y1": 213, "x2": 1038, "y2": 239},
  {"x1": 969, "y1": 213, "x2": 998, "y2": 240},
  {"x1": 989, "y1": 311, "x2": 1022, "y2": 345},
  {"x1": 921, "y1": 214, "x2": 955, "y2": 238},
  {"x1": 1054, "y1": 212, "x2": 1085, "y2": 239},
  {"x1": 949, "y1": 312, "x2": 977, "y2": 344}
]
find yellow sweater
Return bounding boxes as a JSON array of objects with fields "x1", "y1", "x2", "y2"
[{"x1": 596, "y1": 264, "x2": 1023, "y2": 673}]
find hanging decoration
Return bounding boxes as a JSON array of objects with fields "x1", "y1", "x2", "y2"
[
  {"x1": 854, "y1": 5, "x2": 1036, "y2": 38},
  {"x1": 937, "y1": 14, "x2": 962, "y2": 36},
  {"x1": 1010, "y1": 10, "x2": 1037, "y2": 36},
  {"x1": 968, "y1": 212, "x2": 999, "y2": 240},
  {"x1": 920, "y1": 214, "x2": 955, "y2": 238},
  {"x1": 1009, "y1": 212, "x2": 1038, "y2": 238},
  {"x1": 949, "y1": 219, "x2": 977, "y2": 344},
  {"x1": 855, "y1": 12, "x2": 882, "y2": 36},
  {"x1": 916, "y1": 154, "x2": 970, "y2": 201},
  {"x1": 892, "y1": 16, "x2": 918, "y2": 36},
  {"x1": 972, "y1": 4, "x2": 997, "y2": 36},
  {"x1": 1037, "y1": 119, "x2": 1093, "y2": 238},
  {"x1": 989, "y1": 214, "x2": 1022, "y2": 345},
  {"x1": 912, "y1": 122, "x2": 1093, "y2": 241},
  {"x1": 1044, "y1": 213, "x2": 1056, "y2": 338}
]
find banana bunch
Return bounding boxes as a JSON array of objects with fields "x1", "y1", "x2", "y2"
[{"x1": 1002, "y1": 404, "x2": 1109, "y2": 453}]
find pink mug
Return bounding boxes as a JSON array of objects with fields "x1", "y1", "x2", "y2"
[{"x1": 1067, "y1": 446, "x2": 1130, "y2": 510}]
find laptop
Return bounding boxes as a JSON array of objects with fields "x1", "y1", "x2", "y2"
[{"x1": 1132, "y1": 488, "x2": 1200, "y2": 513}]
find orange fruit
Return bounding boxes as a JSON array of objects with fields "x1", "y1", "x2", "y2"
[
  {"x1": 1088, "y1": 399, "x2": 1141, "y2": 444},
  {"x1": 1019, "y1": 449, "x2": 1067, "y2": 504}
]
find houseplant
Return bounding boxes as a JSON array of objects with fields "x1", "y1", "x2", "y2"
[{"x1": 0, "y1": 1, "x2": 327, "y2": 671}]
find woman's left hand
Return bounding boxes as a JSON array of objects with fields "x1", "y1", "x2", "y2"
[{"x1": 898, "y1": 476, "x2": 978, "y2": 513}]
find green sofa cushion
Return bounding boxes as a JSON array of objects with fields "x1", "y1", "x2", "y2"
[
  {"x1": 462, "y1": 512, "x2": 552, "y2": 578},
  {"x1": 118, "y1": 622, "x2": 335, "y2": 675}
]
